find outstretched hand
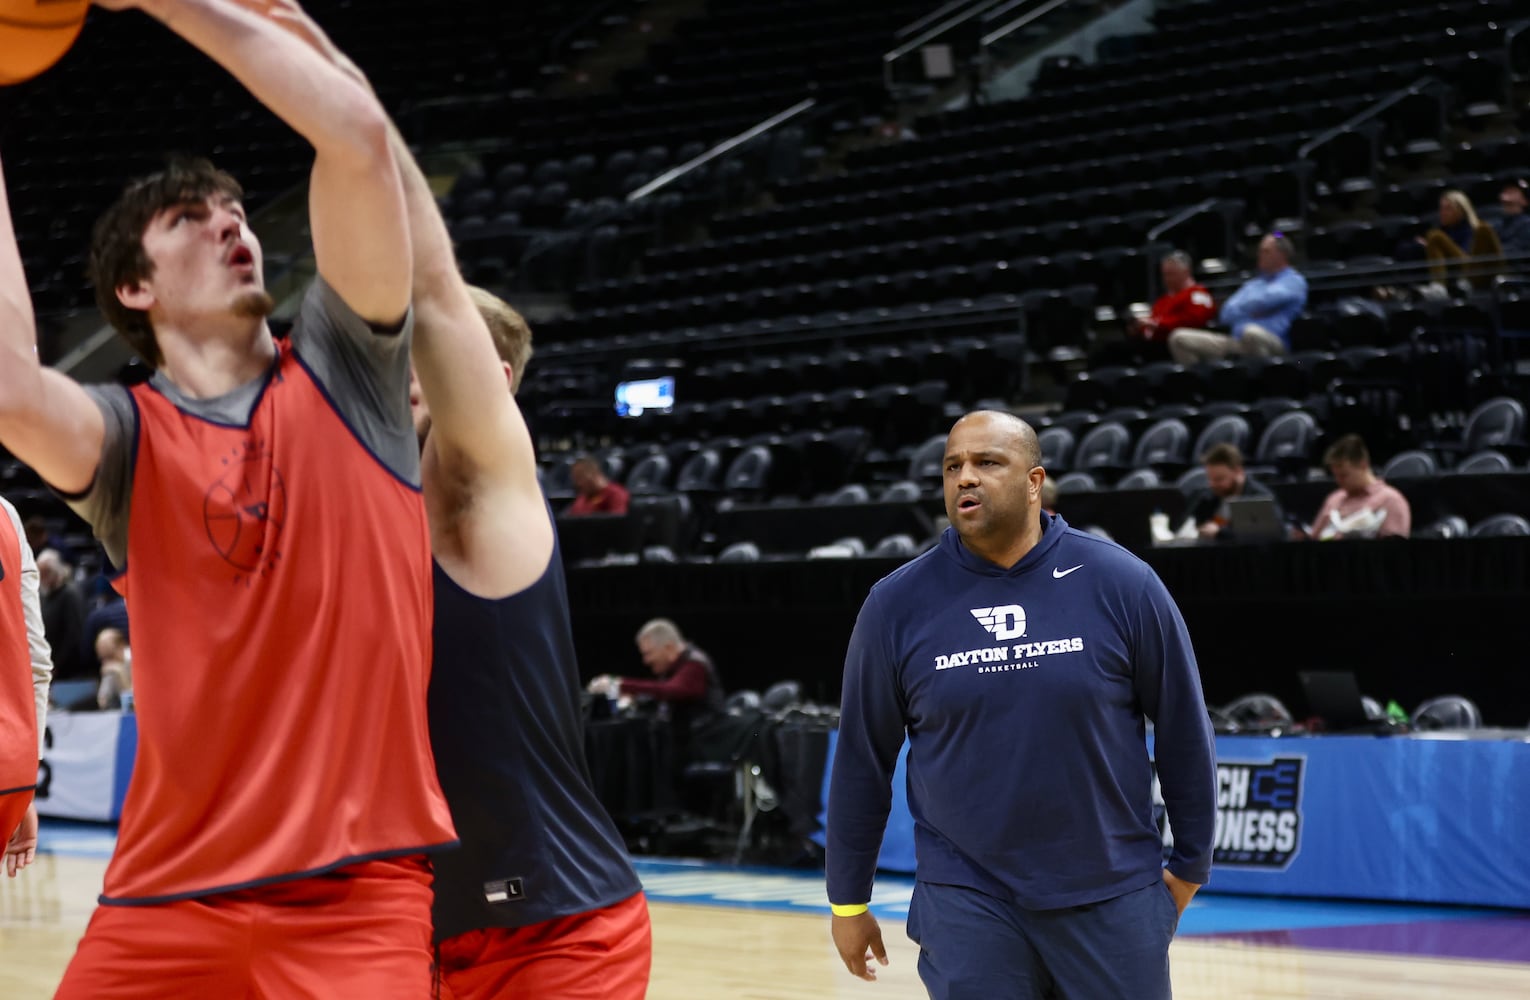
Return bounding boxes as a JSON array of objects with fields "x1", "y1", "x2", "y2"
[
  {"x1": 831, "y1": 910, "x2": 889, "y2": 981},
  {"x1": 229, "y1": 0, "x2": 371, "y2": 91}
]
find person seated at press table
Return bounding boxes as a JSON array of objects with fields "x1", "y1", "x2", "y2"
[
  {"x1": 589, "y1": 618, "x2": 725, "y2": 755},
  {"x1": 1178, "y1": 443, "x2": 1284, "y2": 541},
  {"x1": 1305, "y1": 435, "x2": 1411, "y2": 541},
  {"x1": 566, "y1": 454, "x2": 630, "y2": 516}
]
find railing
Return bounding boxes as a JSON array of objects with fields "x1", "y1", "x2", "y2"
[
  {"x1": 628, "y1": 99, "x2": 817, "y2": 202},
  {"x1": 1141, "y1": 198, "x2": 1229, "y2": 298},
  {"x1": 895, "y1": 0, "x2": 980, "y2": 41},
  {"x1": 980, "y1": 0, "x2": 1076, "y2": 49},
  {"x1": 882, "y1": 0, "x2": 1012, "y2": 93},
  {"x1": 1296, "y1": 76, "x2": 1441, "y2": 228},
  {"x1": 1198, "y1": 250, "x2": 1530, "y2": 301}
]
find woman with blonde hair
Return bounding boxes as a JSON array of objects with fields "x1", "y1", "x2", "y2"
[{"x1": 1422, "y1": 190, "x2": 1503, "y2": 287}]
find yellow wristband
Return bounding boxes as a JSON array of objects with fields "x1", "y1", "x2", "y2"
[{"x1": 831, "y1": 903, "x2": 870, "y2": 917}]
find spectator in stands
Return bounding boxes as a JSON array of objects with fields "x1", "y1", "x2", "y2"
[
  {"x1": 35, "y1": 550, "x2": 88, "y2": 682},
  {"x1": 1307, "y1": 435, "x2": 1411, "y2": 540},
  {"x1": 567, "y1": 455, "x2": 630, "y2": 516},
  {"x1": 95, "y1": 628, "x2": 132, "y2": 711},
  {"x1": 1102, "y1": 251, "x2": 1215, "y2": 365},
  {"x1": 589, "y1": 618, "x2": 724, "y2": 748},
  {"x1": 1421, "y1": 190, "x2": 1503, "y2": 290},
  {"x1": 1496, "y1": 179, "x2": 1530, "y2": 263},
  {"x1": 1168, "y1": 234, "x2": 1307, "y2": 364},
  {"x1": 1179, "y1": 443, "x2": 1283, "y2": 541}
]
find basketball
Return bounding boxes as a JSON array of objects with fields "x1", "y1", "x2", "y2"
[{"x1": 0, "y1": 1, "x2": 91, "y2": 86}]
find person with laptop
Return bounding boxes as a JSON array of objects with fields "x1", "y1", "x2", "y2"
[
  {"x1": 1306, "y1": 435, "x2": 1411, "y2": 540},
  {"x1": 1178, "y1": 443, "x2": 1285, "y2": 541}
]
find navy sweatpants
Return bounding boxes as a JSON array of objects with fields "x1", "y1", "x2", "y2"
[{"x1": 905, "y1": 879, "x2": 1180, "y2": 1000}]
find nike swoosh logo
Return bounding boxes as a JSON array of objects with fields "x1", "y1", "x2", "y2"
[{"x1": 1053, "y1": 565, "x2": 1082, "y2": 579}]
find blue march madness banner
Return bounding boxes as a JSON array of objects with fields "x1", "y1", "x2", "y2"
[
  {"x1": 1156, "y1": 734, "x2": 1530, "y2": 908},
  {"x1": 1155, "y1": 754, "x2": 1305, "y2": 870},
  {"x1": 823, "y1": 732, "x2": 1530, "y2": 908}
]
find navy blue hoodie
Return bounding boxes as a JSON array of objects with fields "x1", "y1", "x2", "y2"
[{"x1": 827, "y1": 514, "x2": 1215, "y2": 909}]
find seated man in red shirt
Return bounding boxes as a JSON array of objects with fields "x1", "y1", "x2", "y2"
[
  {"x1": 1131, "y1": 251, "x2": 1215, "y2": 362},
  {"x1": 566, "y1": 455, "x2": 630, "y2": 515},
  {"x1": 1098, "y1": 251, "x2": 1215, "y2": 366}
]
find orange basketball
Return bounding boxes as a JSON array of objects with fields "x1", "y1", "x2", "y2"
[{"x1": 0, "y1": 1, "x2": 91, "y2": 86}]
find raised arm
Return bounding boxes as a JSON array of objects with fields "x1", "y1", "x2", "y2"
[
  {"x1": 109, "y1": 0, "x2": 410, "y2": 324},
  {"x1": 229, "y1": 0, "x2": 547, "y2": 585},
  {"x1": 392, "y1": 132, "x2": 537, "y2": 485},
  {"x1": 0, "y1": 155, "x2": 107, "y2": 495}
]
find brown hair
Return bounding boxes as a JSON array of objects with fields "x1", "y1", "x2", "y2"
[
  {"x1": 87, "y1": 158, "x2": 244, "y2": 368},
  {"x1": 1323, "y1": 434, "x2": 1369, "y2": 468},
  {"x1": 1201, "y1": 442, "x2": 1244, "y2": 469},
  {"x1": 466, "y1": 286, "x2": 533, "y2": 392}
]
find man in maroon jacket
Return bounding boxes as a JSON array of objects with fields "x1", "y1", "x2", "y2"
[{"x1": 590, "y1": 618, "x2": 725, "y2": 750}]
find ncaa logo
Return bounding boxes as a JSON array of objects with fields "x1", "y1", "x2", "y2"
[{"x1": 971, "y1": 605, "x2": 1026, "y2": 641}]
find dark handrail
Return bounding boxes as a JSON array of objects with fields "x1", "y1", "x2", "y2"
[
  {"x1": 627, "y1": 99, "x2": 816, "y2": 202},
  {"x1": 1296, "y1": 77, "x2": 1439, "y2": 162},
  {"x1": 1147, "y1": 198, "x2": 1219, "y2": 244},
  {"x1": 1295, "y1": 76, "x2": 1440, "y2": 229},
  {"x1": 1198, "y1": 250, "x2": 1530, "y2": 297},
  {"x1": 980, "y1": 0, "x2": 1076, "y2": 48},
  {"x1": 883, "y1": 0, "x2": 1013, "y2": 90},
  {"x1": 895, "y1": 0, "x2": 981, "y2": 41}
]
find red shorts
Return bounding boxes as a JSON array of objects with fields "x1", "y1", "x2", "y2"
[
  {"x1": 55, "y1": 855, "x2": 434, "y2": 999},
  {"x1": 0, "y1": 787, "x2": 32, "y2": 850},
  {"x1": 438, "y1": 891, "x2": 651, "y2": 1000}
]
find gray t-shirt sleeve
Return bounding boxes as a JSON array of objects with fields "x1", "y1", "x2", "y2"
[
  {"x1": 289, "y1": 278, "x2": 420, "y2": 487},
  {"x1": 64, "y1": 384, "x2": 137, "y2": 572}
]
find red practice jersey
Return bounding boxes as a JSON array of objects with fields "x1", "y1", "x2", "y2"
[{"x1": 102, "y1": 336, "x2": 455, "y2": 903}]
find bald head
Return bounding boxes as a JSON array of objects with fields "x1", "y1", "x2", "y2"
[
  {"x1": 35, "y1": 549, "x2": 69, "y2": 592},
  {"x1": 949, "y1": 410, "x2": 1041, "y2": 470}
]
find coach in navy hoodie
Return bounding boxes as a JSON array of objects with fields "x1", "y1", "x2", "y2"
[{"x1": 827, "y1": 411, "x2": 1215, "y2": 1000}]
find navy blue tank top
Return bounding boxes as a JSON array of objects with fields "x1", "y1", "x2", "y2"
[{"x1": 428, "y1": 509, "x2": 641, "y2": 941}]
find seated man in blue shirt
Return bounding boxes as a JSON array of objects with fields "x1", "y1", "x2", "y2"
[
  {"x1": 1168, "y1": 233, "x2": 1308, "y2": 364},
  {"x1": 1497, "y1": 179, "x2": 1530, "y2": 264}
]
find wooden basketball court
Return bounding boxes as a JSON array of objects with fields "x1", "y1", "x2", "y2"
[{"x1": 4, "y1": 841, "x2": 1529, "y2": 999}]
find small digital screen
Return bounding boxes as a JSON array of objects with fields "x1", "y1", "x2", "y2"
[{"x1": 615, "y1": 376, "x2": 675, "y2": 417}]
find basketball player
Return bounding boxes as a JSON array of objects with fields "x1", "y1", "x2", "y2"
[
  {"x1": 0, "y1": 495, "x2": 53, "y2": 880},
  {"x1": 232, "y1": 2, "x2": 652, "y2": 995},
  {"x1": 0, "y1": 2, "x2": 455, "y2": 995}
]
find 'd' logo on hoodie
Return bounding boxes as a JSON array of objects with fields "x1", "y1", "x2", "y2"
[{"x1": 971, "y1": 605, "x2": 1026, "y2": 641}]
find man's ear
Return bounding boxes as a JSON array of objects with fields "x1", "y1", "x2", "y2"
[{"x1": 117, "y1": 279, "x2": 155, "y2": 313}]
